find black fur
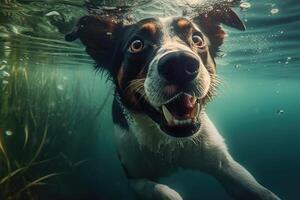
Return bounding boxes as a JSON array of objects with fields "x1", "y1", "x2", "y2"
[{"x1": 112, "y1": 98, "x2": 129, "y2": 130}]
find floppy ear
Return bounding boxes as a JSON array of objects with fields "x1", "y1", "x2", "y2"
[
  {"x1": 65, "y1": 15, "x2": 123, "y2": 71},
  {"x1": 193, "y1": 6, "x2": 245, "y2": 55}
]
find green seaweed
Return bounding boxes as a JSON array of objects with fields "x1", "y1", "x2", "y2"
[{"x1": 0, "y1": 61, "x2": 108, "y2": 199}]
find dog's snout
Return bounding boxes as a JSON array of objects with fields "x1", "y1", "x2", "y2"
[{"x1": 158, "y1": 52, "x2": 200, "y2": 85}]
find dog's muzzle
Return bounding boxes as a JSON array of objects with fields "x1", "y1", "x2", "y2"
[{"x1": 138, "y1": 51, "x2": 203, "y2": 137}]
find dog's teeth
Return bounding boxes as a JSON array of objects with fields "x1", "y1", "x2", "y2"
[
  {"x1": 162, "y1": 105, "x2": 174, "y2": 125},
  {"x1": 174, "y1": 119, "x2": 183, "y2": 126},
  {"x1": 183, "y1": 119, "x2": 192, "y2": 124},
  {"x1": 174, "y1": 119, "x2": 179, "y2": 125},
  {"x1": 191, "y1": 96, "x2": 197, "y2": 104},
  {"x1": 162, "y1": 103, "x2": 200, "y2": 126},
  {"x1": 191, "y1": 103, "x2": 200, "y2": 118},
  {"x1": 174, "y1": 119, "x2": 192, "y2": 126}
]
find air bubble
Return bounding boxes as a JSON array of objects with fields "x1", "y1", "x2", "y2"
[
  {"x1": 277, "y1": 109, "x2": 284, "y2": 115},
  {"x1": 5, "y1": 130, "x2": 13, "y2": 136},
  {"x1": 270, "y1": 8, "x2": 279, "y2": 15},
  {"x1": 240, "y1": 2, "x2": 251, "y2": 10},
  {"x1": 207, "y1": 6, "x2": 214, "y2": 12}
]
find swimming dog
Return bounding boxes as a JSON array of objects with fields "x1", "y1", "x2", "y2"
[{"x1": 66, "y1": 4, "x2": 281, "y2": 200}]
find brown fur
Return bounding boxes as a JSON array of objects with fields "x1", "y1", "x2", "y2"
[
  {"x1": 142, "y1": 22, "x2": 158, "y2": 35},
  {"x1": 177, "y1": 18, "x2": 191, "y2": 29}
]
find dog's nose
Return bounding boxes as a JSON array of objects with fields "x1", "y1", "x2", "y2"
[{"x1": 158, "y1": 52, "x2": 200, "y2": 85}]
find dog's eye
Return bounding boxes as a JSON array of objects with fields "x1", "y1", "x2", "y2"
[
  {"x1": 192, "y1": 34, "x2": 204, "y2": 48},
  {"x1": 129, "y1": 39, "x2": 144, "y2": 53}
]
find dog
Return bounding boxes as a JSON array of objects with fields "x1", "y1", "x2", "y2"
[{"x1": 65, "y1": 3, "x2": 281, "y2": 200}]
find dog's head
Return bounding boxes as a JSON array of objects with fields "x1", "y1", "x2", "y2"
[{"x1": 66, "y1": 6, "x2": 245, "y2": 138}]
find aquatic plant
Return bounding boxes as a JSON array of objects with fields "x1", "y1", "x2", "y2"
[{"x1": 0, "y1": 63, "x2": 108, "y2": 199}]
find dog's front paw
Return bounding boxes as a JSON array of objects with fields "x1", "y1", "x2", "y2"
[{"x1": 154, "y1": 184, "x2": 183, "y2": 200}]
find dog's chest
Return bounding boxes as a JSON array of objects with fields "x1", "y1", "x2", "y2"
[
  {"x1": 115, "y1": 111, "x2": 227, "y2": 178},
  {"x1": 115, "y1": 124, "x2": 202, "y2": 179}
]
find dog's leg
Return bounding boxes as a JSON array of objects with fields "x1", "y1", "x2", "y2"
[
  {"x1": 185, "y1": 114, "x2": 281, "y2": 200},
  {"x1": 211, "y1": 154, "x2": 281, "y2": 200},
  {"x1": 130, "y1": 179, "x2": 183, "y2": 200}
]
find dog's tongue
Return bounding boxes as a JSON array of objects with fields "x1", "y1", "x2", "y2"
[
  {"x1": 182, "y1": 94, "x2": 194, "y2": 108},
  {"x1": 166, "y1": 94, "x2": 195, "y2": 118}
]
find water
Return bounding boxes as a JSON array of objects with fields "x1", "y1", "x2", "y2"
[{"x1": 0, "y1": 0, "x2": 299, "y2": 199}]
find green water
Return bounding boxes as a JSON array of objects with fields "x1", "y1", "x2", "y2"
[{"x1": 0, "y1": 0, "x2": 299, "y2": 199}]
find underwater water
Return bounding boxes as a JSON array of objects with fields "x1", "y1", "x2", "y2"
[{"x1": 0, "y1": 0, "x2": 299, "y2": 199}]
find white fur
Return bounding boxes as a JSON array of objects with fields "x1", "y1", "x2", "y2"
[{"x1": 115, "y1": 110, "x2": 280, "y2": 200}]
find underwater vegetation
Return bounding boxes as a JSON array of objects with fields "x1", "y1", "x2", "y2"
[{"x1": 0, "y1": 61, "x2": 109, "y2": 199}]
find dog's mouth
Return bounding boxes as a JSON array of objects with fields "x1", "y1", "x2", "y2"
[
  {"x1": 161, "y1": 93, "x2": 202, "y2": 137},
  {"x1": 136, "y1": 93, "x2": 202, "y2": 137}
]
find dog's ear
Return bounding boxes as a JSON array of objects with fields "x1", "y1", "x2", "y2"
[
  {"x1": 193, "y1": 6, "x2": 245, "y2": 54},
  {"x1": 65, "y1": 15, "x2": 123, "y2": 71}
]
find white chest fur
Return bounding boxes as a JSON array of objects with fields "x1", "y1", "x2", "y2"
[{"x1": 115, "y1": 111, "x2": 228, "y2": 177}]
